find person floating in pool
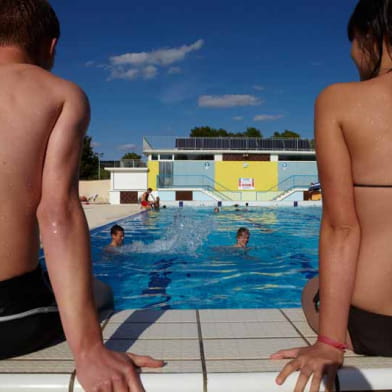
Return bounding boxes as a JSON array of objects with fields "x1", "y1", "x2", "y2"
[
  {"x1": 234, "y1": 227, "x2": 250, "y2": 248},
  {"x1": 106, "y1": 225, "x2": 125, "y2": 249},
  {"x1": 140, "y1": 187, "x2": 155, "y2": 209},
  {"x1": 213, "y1": 207, "x2": 220, "y2": 213},
  {"x1": 234, "y1": 202, "x2": 249, "y2": 212},
  {"x1": 272, "y1": 1, "x2": 392, "y2": 391},
  {"x1": 0, "y1": 1, "x2": 163, "y2": 390}
]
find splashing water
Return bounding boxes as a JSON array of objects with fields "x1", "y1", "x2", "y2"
[{"x1": 120, "y1": 210, "x2": 214, "y2": 255}]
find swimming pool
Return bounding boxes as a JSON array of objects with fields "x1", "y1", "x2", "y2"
[{"x1": 89, "y1": 207, "x2": 320, "y2": 310}]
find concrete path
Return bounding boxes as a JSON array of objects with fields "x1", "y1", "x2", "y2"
[{"x1": 82, "y1": 203, "x2": 141, "y2": 229}]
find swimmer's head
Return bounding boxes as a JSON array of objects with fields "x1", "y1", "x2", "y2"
[
  {"x1": 0, "y1": 0, "x2": 60, "y2": 70},
  {"x1": 236, "y1": 227, "x2": 250, "y2": 248},
  {"x1": 110, "y1": 224, "x2": 124, "y2": 246},
  {"x1": 348, "y1": 0, "x2": 392, "y2": 80},
  {"x1": 214, "y1": 207, "x2": 220, "y2": 213}
]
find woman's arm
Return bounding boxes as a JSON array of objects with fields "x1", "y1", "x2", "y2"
[
  {"x1": 316, "y1": 84, "x2": 361, "y2": 343},
  {"x1": 271, "y1": 84, "x2": 361, "y2": 392}
]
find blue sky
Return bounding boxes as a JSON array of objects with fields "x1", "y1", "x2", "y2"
[{"x1": 52, "y1": 0, "x2": 358, "y2": 159}]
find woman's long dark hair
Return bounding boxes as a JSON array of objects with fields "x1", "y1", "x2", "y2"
[{"x1": 348, "y1": 0, "x2": 392, "y2": 78}]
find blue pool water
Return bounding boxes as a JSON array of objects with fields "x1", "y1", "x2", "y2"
[{"x1": 89, "y1": 207, "x2": 321, "y2": 310}]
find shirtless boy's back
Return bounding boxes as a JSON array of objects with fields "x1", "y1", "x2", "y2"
[
  {"x1": 0, "y1": 64, "x2": 83, "y2": 279},
  {"x1": 0, "y1": 1, "x2": 163, "y2": 391}
]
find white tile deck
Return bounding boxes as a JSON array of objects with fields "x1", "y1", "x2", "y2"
[
  {"x1": 199, "y1": 309, "x2": 285, "y2": 323},
  {"x1": 203, "y1": 337, "x2": 307, "y2": 360},
  {"x1": 108, "y1": 309, "x2": 197, "y2": 324},
  {"x1": 103, "y1": 322, "x2": 199, "y2": 340},
  {"x1": 201, "y1": 321, "x2": 300, "y2": 339},
  {"x1": 1, "y1": 308, "x2": 392, "y2": 391}
]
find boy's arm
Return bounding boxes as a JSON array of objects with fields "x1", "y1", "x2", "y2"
[{"x1": 37, "y1": 82, "x2": 163, "y2": 392}]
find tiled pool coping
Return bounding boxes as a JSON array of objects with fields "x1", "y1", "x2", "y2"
[{"x1": 1, "y1": 308, "x2": 392, "y2": 391}]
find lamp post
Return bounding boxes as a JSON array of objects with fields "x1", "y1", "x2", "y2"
[{"x1": 98, "y1": 152, "x2": 104, "y2": 180}]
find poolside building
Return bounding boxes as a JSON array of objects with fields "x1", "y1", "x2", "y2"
[{"x1": 106, "y1": 136, "x2": 318, "y2": 204}]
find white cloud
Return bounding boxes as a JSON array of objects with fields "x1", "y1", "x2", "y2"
[
  {"x1": 233, "y1": 116, "x2": 243, "y2": 121},
  {"x1": 110, "y1": 39, "x2": 204, "y2": 67},
  {"x1": 85, "y1": 60, "x2": 95, "y2": 67},
  {"x1": 107, "y1": 40, "x2": 203, "y2": 81},
  {"x1": 168, "y1": 66, "x2": 182, "y2": 74},
  {"x1": 109, "y1": 68, "x2": 140, "y2": 81},
  {"x1": 253, "y1": 85, "x2": 264, "y2": 91},
  {"x1": 199, "y1": 94, "x2": 262, "y2": 108},
  {"x1": 143, "y1": 65, "x2": 158, "y2": 79},
  {"x1": 118, "y1": 144, "x2": 137, "y2": 152},
  {"x1": 253, "y1": 114, "x2": 284, "y2": 121},
  {"x1": 91, "y1": 141, "x2": 101, "y2": 148}
]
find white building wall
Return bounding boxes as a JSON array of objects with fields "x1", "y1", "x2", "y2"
[
  {"x1": 113, "y1": 171, "x2": 147, "y2": 190},
  {"x1": 109, "y1": 191, "x2": 121, "y2": 204}
]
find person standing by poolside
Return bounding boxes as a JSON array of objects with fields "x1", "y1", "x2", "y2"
[
  {"x1": 271, "y1": 1, "x2": 392, "y2": 391},
  {"x1": 0, "y1": 1, "x2": 163, "y2": 391},
  {"x1": 140, "y1": 187, "x2": 154, "y2": 209}
]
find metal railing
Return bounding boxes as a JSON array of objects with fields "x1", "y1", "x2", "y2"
[
  {"x1": 265, "y1": 175, "x2": 319, "y2": 193},
  {"x1": 156, "y1": 174, "x2": 318, "y2": 201},
  {"x1": 143, "y1": 136, "x2": 315, "y2": 152},
  {"x1": 101, "y1": 159, "x2": 147, "y2": 168},
  {"x1": 157, "y1": 174, "x2": 242, "y2": 200}
]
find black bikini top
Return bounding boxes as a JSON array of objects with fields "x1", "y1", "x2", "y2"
[{"x1": 354, "y1": 184, "x2": 392, "y2": 188}]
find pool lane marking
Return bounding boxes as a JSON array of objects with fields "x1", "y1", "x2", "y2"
[{"x1": 196, "y1": 310, "x2": 208, "y2": 392}]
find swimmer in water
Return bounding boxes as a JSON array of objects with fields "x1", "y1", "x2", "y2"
[
  {"x1": 106, "y1": 225, "x2": 124, "y2": 249},
  {"x1": 234, "y1": 227, "x2": 250, "y2": 248}
]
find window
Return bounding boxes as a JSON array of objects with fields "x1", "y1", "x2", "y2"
[
  {"x1": 278, "y1": 155, "x2": 316, "y2": 161},
  {"x1": 159, "y1": 154, "x2": 173, "y2": 160}
]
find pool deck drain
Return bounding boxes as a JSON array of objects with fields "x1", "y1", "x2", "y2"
[{"x1": 1, "y1": 308, "x2": 392, "y2": 391}]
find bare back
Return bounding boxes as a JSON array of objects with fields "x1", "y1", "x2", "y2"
[
  {"x1": 0, "y1": 64, "x2": 66, "y2": 279},
  {"x1": 336, "y1": 74, "x2": 392, "y2": 313}
]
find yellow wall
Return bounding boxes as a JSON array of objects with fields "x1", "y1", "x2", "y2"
[
  {"x1": 147, "y1": 161, "x2": 159, "y2": 190},
  {"x1": 215, "y1": 162, "x2": 278, "y2": 191}
]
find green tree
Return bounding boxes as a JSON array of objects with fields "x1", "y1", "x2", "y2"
[
  {"x1": 190, "y1": 126, "x2": 264, "y2": 138},
  {"x1": 190, "y1": 126, "x2": 229, "y2": 137},
  {"x1": 243, "y1": 127, "x2": 263, "y2": 138},
  {"x1": 273, "y1": 129, "x2": 301, "y2": 138},
  {"x1": 80, "y1": 135, "x2": 98, "y2": 180},
  {"x1": 121, "y1": 152, "x2": 142, "y2": 160}
]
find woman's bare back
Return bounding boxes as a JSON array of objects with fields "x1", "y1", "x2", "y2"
[{"x1": 337, "y1": 73, "x2": 392, "y2": 314}]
